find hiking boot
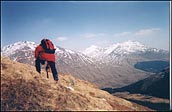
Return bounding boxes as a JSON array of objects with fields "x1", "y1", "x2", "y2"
[
  {"x1": 55, "y1": 78, "x2": 59, "y2": 81},
  {"x1": 55, "y1": 80, "x2": 58, "y2": 84}
]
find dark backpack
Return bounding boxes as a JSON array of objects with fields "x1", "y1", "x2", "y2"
[{"x1": 41, "y1": 39, "x2": 56, "y2": 54}]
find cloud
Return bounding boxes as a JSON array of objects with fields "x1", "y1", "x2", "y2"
[
  {"x1": 112, "y1": 28, "x2": 161, "y2": 38},
  {"x1": 134, "y1": 28, "x2": 160, "y2": 36},
  {"x1": 113, "y1": 32, "x2": 132, "y2": 38},
  {"x1": 56, "y1": 37, "x2": 67, "y2": 41},
  {"x1": 83, "y1": 33, "x2": 106, "y2": 38}
]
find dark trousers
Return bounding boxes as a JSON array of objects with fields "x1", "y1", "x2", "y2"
[{"x1": 35, "y1": 58, "x2": 58, "y2": 81}]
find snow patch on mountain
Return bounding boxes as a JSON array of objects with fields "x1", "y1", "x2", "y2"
[
  {"x1": 65, "y1": 49, "x2": 75, "y2": 54},
  {"x1": 83, "y1": 45, "x2": 104, "y2": 58}
]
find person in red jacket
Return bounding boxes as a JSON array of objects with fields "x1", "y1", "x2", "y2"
[{"x1": 35, "y1": 39, "x2": 58, "y2": 81}]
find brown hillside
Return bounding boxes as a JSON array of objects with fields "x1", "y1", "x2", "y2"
[{"x1": 1, "y1": 57, "x2": 152, "y2": 111}]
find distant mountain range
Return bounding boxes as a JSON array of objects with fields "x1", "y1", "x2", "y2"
[{"x1": 1, "y1": 40, "x2": 169, "y2": 88}]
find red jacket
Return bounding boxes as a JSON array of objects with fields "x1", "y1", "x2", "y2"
[{"x1": 35, "y1": 45, "x2": 56, "y2": 62}]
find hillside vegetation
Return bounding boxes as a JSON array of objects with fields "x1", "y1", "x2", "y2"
[{"x1": 1, "y1": 57, "x2": 151, "y2": 111}]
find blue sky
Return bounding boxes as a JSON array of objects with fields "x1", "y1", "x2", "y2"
[{"x1": 1, "y1": 1, "x2": 170, "y2": 51}]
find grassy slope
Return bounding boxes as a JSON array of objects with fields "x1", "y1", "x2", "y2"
[{"x1": 1, "y1": 57, "x2": 151, "y2": 111}]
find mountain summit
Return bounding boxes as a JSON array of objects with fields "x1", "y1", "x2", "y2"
[
  {"x1": 1, "y1": 57, "x2": 151, "y2": 111},
  {"x1": 83, "y1": 45, "x2": 104, "y2": 58}
]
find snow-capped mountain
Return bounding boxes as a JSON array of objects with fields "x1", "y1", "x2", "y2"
[
  {"x1": 1, "y1": 41, "x2": 38, "y2": 64},
  {"x1": 1, "y1": 41, "x2": 94, "y2": 64},
  {"x1": 2, "y1": 41, "x2": 37, "y2": 56},
  {"x1": 1, "y1": 40, "x2": 169, "y2": 88},
  {"x1": 83, "y1": 40, "x2": 169, "y2": 64},
  {"x1": 1, "y1": 41, "x2": 104, "y2": 85}
]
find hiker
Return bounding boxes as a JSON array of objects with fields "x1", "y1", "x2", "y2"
[{"x1": 34, "y1": 39, "x2": 58, "y2": 81}]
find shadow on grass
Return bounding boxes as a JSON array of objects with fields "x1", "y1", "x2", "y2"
[{"x1": 126, "y1": 99, "x2": 170, "y2": 111}]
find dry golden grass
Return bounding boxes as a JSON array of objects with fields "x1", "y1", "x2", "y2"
[{"x1": 1, "y1": 57, "x2": 152, "y2": 111}]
